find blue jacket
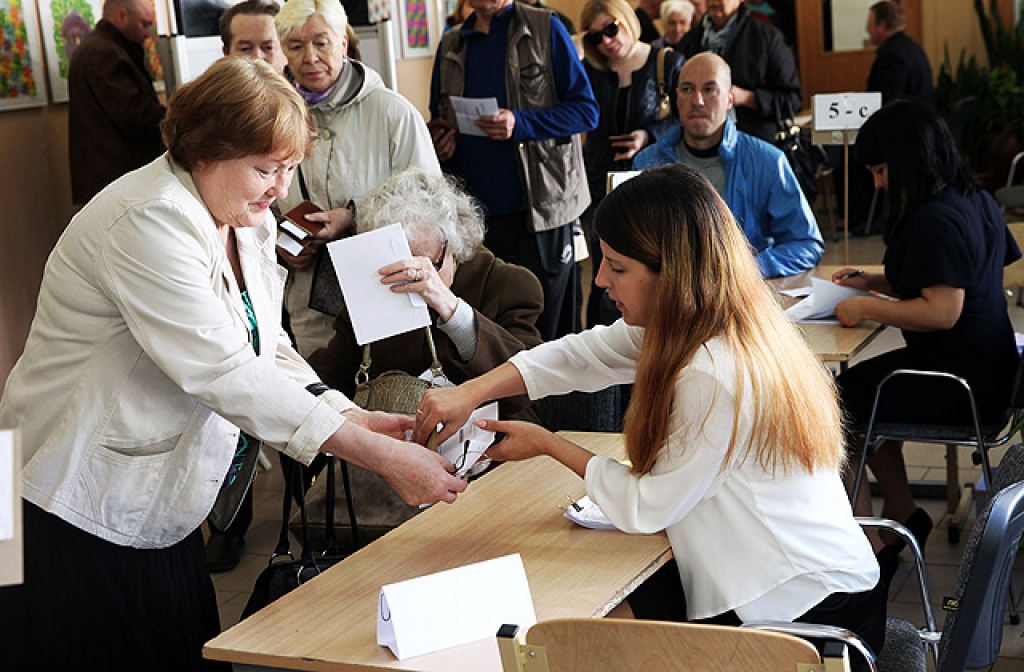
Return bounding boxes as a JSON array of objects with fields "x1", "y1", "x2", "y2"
[{"x1": 634, "y1": 117, "x2": 823, "y2": 277}]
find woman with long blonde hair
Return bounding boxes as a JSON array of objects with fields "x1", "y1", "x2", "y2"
[{"x1": 416, "y1": 164, "x2": 885, "y2": 652}]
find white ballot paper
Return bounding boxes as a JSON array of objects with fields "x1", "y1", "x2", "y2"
[
  {"x1": 436, "y1": 402, "x2": 499, "y2": 478},
  {"x1": 449, "y1": 95, "x2": 499, "y2": 136},
  {"x1": 784, "y1": 277, "x2": 876, "y2": 323},
  {"x1": 327, "y1": 223, "x2": 430, "y2": 345},
  {"x1": 377, "y1": 553, "x2": 537, "y2": 660},
  {"x1": 0, "y1": 432, "x2": 12, "y2": 540},
  {"x1": 564, "y1": 495, "x2": 618, "y2": 531}
]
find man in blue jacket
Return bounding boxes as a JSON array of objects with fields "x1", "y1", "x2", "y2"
[
  {"x1": 428, "y1": 0, "x2": 599, "y2": 338},
  {"x1": 634, "y1": 53, "x2": 822, "y2": 278}
]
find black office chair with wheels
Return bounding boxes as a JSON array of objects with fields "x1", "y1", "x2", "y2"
[
  {"x1": 748, "y1": 451, "x2": 1024, "y2": 672},
  {"x1": 849, "y1": 357, "x2": 1024, "y2": 544}
]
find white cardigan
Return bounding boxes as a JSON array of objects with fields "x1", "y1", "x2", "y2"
[
  {"x1": 510, "y1": 321, "x2": 878, "y2": 621},
  {"x1": 0, "y1": 156, "x2": 355, "y2": 549}
]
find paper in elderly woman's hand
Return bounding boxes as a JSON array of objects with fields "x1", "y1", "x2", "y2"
[{"x1": 328, "y1": 223, "x2": 430, "y2": 345}]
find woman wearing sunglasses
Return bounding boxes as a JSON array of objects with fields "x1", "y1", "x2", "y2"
[{"x1": 579, "y1": 0, "x2": 685, "y2": 327}]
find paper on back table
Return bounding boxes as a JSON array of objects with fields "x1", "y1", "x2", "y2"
[{"x1": 327, "y1": 223, "x2": 430, "y2": 345}]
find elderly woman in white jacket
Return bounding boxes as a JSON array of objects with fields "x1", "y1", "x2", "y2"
[{"x1": 0, "y1": 58, "x2": 464, "y2": 671}]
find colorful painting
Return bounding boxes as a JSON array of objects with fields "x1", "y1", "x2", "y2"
[
  {"x1": 0, "y1": 0, "x2": 47, "y2": 110},
  {"x1": 37, "y1": 0, "x2": 102, "y2": 103},
  {"x1": 398, "y1": 0, "x2": 432, "y2": 58}
]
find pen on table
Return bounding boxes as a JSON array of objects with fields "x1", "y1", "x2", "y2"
[{"x1": 838, "y1": 269, "x2": 865, "y2": 280}]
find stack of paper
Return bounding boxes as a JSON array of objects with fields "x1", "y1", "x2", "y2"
[{"x1": 784, "y1": 277, "x2": 876, "y2": 324}]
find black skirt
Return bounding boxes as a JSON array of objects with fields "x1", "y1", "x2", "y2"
[{"x1": 0, "y1": 501, "x2": 228, "y2": 671}]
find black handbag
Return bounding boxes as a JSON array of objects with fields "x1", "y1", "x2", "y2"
[
  {"x1": 241, "y1": 454, "x2": 358, "y2": 619},
  {"x1": 773, "y1": 97, "x2": 821, "y2": 204}
]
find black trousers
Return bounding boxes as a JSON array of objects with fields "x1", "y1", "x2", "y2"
[
  {"x1": 0, "y1": 501, "x2": 228, "y2": 671},
  {"x1": 484, "y1": 211, "x2": 580, "y2": 339},
  {"x1": 627, "y1": 562, "x2": 887, "y2": 662}
]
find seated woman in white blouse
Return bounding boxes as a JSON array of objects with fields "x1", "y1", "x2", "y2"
[{"x1": 415, "y1": 164, "x2": 886, "y2": 654}]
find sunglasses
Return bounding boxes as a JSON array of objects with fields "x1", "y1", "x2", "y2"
[{"x1": 584, "y1": 20, "x2": 620, "y2": 46}]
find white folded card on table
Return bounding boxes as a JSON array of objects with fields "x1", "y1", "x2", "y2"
[
  {"x1": 377, "y1": 553, "x2": 536, "y2": 660},
  {"x1": 327, "y1": 223, "x2": 430, "y2": 345}
]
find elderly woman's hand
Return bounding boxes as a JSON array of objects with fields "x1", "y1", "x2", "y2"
[
  {"x1": 342, "y1": 407, "x2": 415, "y2": 440},
  {"x1": 378, "y1": 256, "x2": 460, "y2": 322},
  {"x1": 277, "y1": 205, "x2": 356, "y2": 272}
]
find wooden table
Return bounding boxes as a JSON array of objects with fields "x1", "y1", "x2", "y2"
[
  {"x1": 773, "y1": 265, "x2": 887, "y2": 372},
  {"x1": 204, "y1": 432, "x2": 671, "y2": 671}
]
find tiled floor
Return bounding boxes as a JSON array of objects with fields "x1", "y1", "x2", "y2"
[{"x1": 209, "y1": 229, "x2": 1024, "y2": 671}]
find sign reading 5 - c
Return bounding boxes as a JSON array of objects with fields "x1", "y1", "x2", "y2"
[{"x1": 813, "y1": 93, "x2": 882, "y2": 131}]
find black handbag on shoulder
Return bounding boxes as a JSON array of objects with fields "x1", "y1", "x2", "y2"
[
  {"x1": 773, "y1": 97, "x2": 821, "y2": 204},
  {"x1": 241, "y1": 454, "x2": 358, "y2": 619}
]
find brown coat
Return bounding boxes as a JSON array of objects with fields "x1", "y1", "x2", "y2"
[
  {"x1": 68, "y1": 20, "x2": 165, "y2": 205},
  {"x1": 308, "y1": 247, "x2": 544, "y2": 422}
]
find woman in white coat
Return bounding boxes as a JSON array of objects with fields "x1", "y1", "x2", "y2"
[
  {"x1": 0, "y1": 57, "x2": 464, "y2": 670},
  {"x1": 415, "y1": 164, "x2": 886, "y2": 654}
]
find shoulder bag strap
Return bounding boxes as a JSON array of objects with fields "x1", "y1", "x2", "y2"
[{"x1": 657, "y1": 47, "x2": 669, "y2": 96}]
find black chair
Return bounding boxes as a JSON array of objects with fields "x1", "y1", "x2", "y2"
[
  {"x1": 534, "y1": 387, "x2": 624, "y2": 433},
  {"x1": 748, "y1": 445, "x2": 1024, "y2": 671},
  {"x1": 849, "y1": 357, "x2": 1024, "y2": 544}
]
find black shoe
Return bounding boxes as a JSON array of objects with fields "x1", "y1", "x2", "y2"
[
  {"x1": 903, "y1": 507, "x2": 933, "y2": 554},
  {"x1": 205, "y1": 533, "x2": 244, "y2": 573},
  {"x1": 876, "y1": 543, "x2": 901, "y2": 588}
]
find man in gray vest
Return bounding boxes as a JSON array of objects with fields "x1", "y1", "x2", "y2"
[{"x1": 428, "y1": 0, "x2": 599, "y2": 339}]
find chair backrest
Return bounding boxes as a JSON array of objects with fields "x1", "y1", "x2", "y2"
[
  {"x1": 534, "y1": 387, "x2": 624, "y2": 433},
  {"x1": 938, "y1": 477, "x2": 1024, "y2": 670},
  {"x1": 519, "y1": 619, "x2": 821, "y2": 672}
]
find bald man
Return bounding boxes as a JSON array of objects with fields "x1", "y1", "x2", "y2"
[
  {"x1": 68, "y1": 0, "x2": 166, "y2": 205},
  {"x1": 634, "y1": 53, "x2": 822, "y2": 278}
]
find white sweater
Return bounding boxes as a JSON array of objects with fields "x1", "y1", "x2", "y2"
[{"x1": 510, "y1": 321, "x2": 878, "y2": 621}]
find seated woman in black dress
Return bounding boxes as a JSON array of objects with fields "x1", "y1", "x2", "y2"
[{"x1": 832, "y1": 99, "x2": 1022, "y2": 585}]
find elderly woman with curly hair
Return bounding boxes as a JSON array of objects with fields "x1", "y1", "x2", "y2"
[{"x1": 305, "y1": 168, "x2": 544, "y2": 534}]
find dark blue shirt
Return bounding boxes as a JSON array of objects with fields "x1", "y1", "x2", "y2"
[{"x1": 430, "y1": 4, "x2": 598, "y2": 217}]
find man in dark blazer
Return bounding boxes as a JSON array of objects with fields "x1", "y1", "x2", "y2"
[
  {"x1": 845, "y1": 0, "x2": 934, "y2": 234},
  {"x1": 866, "y1": 0, "x2": 934, "y2": 105},
  {"x1": 68, "y1": 0, "x2": 166, "y2": 205}
]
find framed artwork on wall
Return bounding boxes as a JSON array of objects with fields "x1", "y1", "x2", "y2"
[
  {"x1": 37, "y1": 0, "x2": 103, "y2": 103},
  {"x1": 397, "y1": 0, "x2": 433, "y2": 58},
  {"x1": 0, "y1": 0, "x2": 48, "y2": 111}
]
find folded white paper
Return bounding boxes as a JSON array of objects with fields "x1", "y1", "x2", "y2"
[
  {"x1": 564, "y1": 495, "x2": 618, "y2": 531},
  {"x1": 436, "y1": 402, "x2": 499, "y2": 478},
  {"x1": 784, "y1": 277, "x2": 876, "y2": 323},
  {"x1": 378, "y1": 553, "x2": 536, "y2": 660},
  {"x1": 327, "y1": 223, "x2": 430, "y2": 345},
  {"x1": 449, "y1": 95, "x2": 499, "y2": 137}
]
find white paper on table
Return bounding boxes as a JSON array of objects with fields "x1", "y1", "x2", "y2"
[
  {"x1": 563, "y1": 495, "x2": 618, "y2": 531},
  {"x1": 0, "y1": 432, "x2": 13, "y2": 541},
  {"x1": 784, "y1": 277, "x2": 875, "y2": 323},
  {"x1": 327, "y1": 223, "x2": 430, "y2": 345},
  {"x1": 436, "y1": 403, "x2": 499, "y2": 478},
  {"x1": 377, "y1": 553, "x2": 536, "y2": 660},
  {"x1": 449, "y1": 95, "x2": 499, "y2": 136}
]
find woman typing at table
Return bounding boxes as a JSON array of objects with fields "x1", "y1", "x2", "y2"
[
  {"x1": 832, "y1": 100, "x2": 1021, "y2": 586},
  {"x1": 415, "y1": 164, "x2": 886, "y2": 653}
]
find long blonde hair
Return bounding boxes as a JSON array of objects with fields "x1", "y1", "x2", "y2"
[{"x1": 595, "y1": 165, "x2": 843, "y2": 476}]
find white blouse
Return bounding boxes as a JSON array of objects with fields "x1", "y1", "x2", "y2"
[{"x1": 510, "y1": 321, "x2": 878, "y2": 621}]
